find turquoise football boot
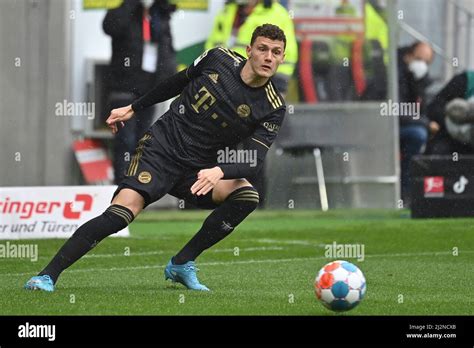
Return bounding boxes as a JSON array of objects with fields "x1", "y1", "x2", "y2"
[
  {"x1": 24, "y1": 275, "x2": 55, "y2": 292},
  {"x1": 164, "y1": 260, "x2": 210, "y2": 291}
]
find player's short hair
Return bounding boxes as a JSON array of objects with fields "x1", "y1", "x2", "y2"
[{"x1": 250, "y1": 24, "x2": 286, "y2": 49}]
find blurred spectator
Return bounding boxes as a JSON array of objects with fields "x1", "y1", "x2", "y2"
[
  {"x1": 205, "y1": 0, "x2": 297, "y2": 95},
  {"x1": 330, "y1": 0, "x2": 388, "y2": 101},
  {"x1": 336, "y1": 0, "x2": 357, "y2": 16},
  {"x1": 148, "y1": 0, "x2": 178, "y2": 127},
  {"x1": 103, "y1": 0, "x2": 176, "y2": 183},
  {"x1": 103, "y1": 0, "x2": 153, "y2": 99},
  {"x1": 360, "y1": 0, "x2": 388, "y2": 100},
  {"x1": 426, "y1": 71, "x2": 474, "y2": 154},
  {"x1": 329, "y1": 0, "x2": 358, "y2": 101},
  {"x1": 397, "y1": 41, "x2": 435, "y2": 205},
  {"x1": 151, "y1": 0, "x2": 178, "y2": 82}
]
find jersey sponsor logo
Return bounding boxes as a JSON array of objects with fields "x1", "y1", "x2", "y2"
[
  {"x1": 262, "y1": 122, "x2": 280, "y2": 133},
  {"x1": 237, "y1": 104, "x2": 251, "y2": 118},
  {"x1": 138, "y1": 171, "x2": 152, "y2": 184},
  {"x1": 191, "y1": 86, "x2": 216, "y2": 113},
  {"x1": 208, "y1": 73, "x2": 219, "y2": 84}
]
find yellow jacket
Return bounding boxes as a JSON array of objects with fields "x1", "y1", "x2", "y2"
[
  {"x1": 332, "y1": 2, "x2": 388, "y2": 64},
  {"x1": 205, "y1": 1, "x2": 298, "y2": 79},
  {"x1": 364, "y1": 2, "x2": 388, "y2": 64}
]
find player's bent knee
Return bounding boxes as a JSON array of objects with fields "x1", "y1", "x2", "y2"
[
  {"x1": 212, "y1": 179, "x2": 252, "y2": 203},
  {"x1": 226, "y1": 186, "x2": 260, "y2": 209},
  {"x1": 80, "y1": 204, "x2": 135, "y2": 243},
  {"x1": 111, "y1": 188, "x2": 145, "y2": 218}
]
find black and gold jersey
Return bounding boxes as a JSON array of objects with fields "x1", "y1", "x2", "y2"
[
  {"x1": 132, "y1": 47, "x2": 286, "y2": 177},
  {"x1": 132, "y1": 47, "x2": 286, "y2": 179}
]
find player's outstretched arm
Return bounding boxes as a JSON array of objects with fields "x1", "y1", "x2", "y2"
[
  {"x1": 105, "y1": 69, "x2": 192, "y2": 134},
  {"x1": 130, "y1": 48, "x2": 216, "y2": 115},
  {"x1": 130, "y1": 69, "x2": 191, "y2": 112}
]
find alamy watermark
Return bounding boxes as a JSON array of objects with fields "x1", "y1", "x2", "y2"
[
  {"x1": 55, "y1": 100, "x2": 95, "y2": 119},
  {"x1": 0, "y1": 241, "x2": 38, "y2": 262},
  {"x1": 217, "y1": 147, "x2": 257, "y2": 167},
  {"x1": 324, "y1": 241, "x2": 365, "y2": 262},
  {"x1": 380, "y1": 100, "x2": 420, "y2": 120},
  {"x1": 18, "y1": 322, "x2": 55, "y2": 341}
]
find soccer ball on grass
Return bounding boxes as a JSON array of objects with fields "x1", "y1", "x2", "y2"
[{"x1": 314, "y1": 260, "x2": 366, "y2": 312}]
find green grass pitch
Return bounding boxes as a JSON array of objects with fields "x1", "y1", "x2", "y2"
[{"x1": 1, "y1": 209, "x2": 473, "y2": 315}]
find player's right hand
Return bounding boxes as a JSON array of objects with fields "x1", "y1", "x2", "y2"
[
  {"x1": 429, "y1": 121, "x2": 440, "y2": 135},
  {"x1": 106, "y1": 104, "x2": 135, "y2": 134}
]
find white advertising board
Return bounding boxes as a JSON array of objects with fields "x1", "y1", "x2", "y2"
[
  {"x1": 0, "y1": 186, "x2": 129, "y2": 240},
  {"x1": 289, "y1": 0, "x2": 365, "y2": 37}
]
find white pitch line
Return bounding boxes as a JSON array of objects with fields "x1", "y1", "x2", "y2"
[
  {"x1": 211, "y1": 246, "x2": 283, "y2": 253},
  {"x1": 33, "y1": 246, "x2": 283, "y2": 259},
  {"x1": 3, "y1": 250, "x2": 473, "y2": 278},
  {"x1": 242, "y1": 238, "x2": 319, "y2": 246},
  {"x1": 4, "y1": 257, "x2": 318, "y2": 277}
]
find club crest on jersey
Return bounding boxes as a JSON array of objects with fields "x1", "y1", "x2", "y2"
[
  {"x1": 237, "y1": 104, "x2": 251, "y2": 118},
  {"x1": 138, "y1": 171, "x2": 152, "y2": 184}
]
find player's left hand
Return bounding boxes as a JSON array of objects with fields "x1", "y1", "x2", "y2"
[{"x1": 191, "y1": 167, "x2": 224, "y2": 196}]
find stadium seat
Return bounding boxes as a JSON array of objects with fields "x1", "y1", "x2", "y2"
[{"x1": 275, "y1": 118, "x2": 329, "y2": 211}]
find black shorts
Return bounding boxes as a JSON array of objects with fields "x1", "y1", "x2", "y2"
[{"x1": 112, "y1": 131, "x2": 218, "y2": 210}]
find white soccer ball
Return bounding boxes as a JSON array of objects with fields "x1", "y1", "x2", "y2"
[{"x1": 314, "y1": 260, "x2": 366, "y2": 312}]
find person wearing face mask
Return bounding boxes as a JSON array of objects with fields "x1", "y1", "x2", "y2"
[
  {"x1": 426, "y1": 71, "x2": 474, "y2": 155},
  {"x1": 397, "y1": 41, "x2": 436, "y2": 206}
]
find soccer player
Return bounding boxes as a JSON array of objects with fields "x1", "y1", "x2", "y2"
[{"x1": 25, "y1": 24, "x2": 286, "y2": 292}]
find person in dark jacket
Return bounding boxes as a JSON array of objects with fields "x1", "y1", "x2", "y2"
[
  {"x1": 151, "y1": 0, "x2": 178, "y2": 81},
  {"x1": 397, "y1": 41, "x2": 435, "y2": 204},
  {"x1": 426, "y1": 71, "x2": 474, "y2": 155},
  {"x1": 103, "y1": 0, "x2": 153, "y2": 97},
  {"x1": 103, "y1": 0, "x2": 177, "y2": 183}
]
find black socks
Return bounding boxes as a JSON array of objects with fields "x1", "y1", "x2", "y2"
[
  {"x1": 39, "y1": 204, "x2": 134, "y2": 283},
  {"x1": 173, "y1": 186, "x2": 259, "y2": 265},
  {"x1": 39, "y1": 186, "x2": 259, "y2": 283}
]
